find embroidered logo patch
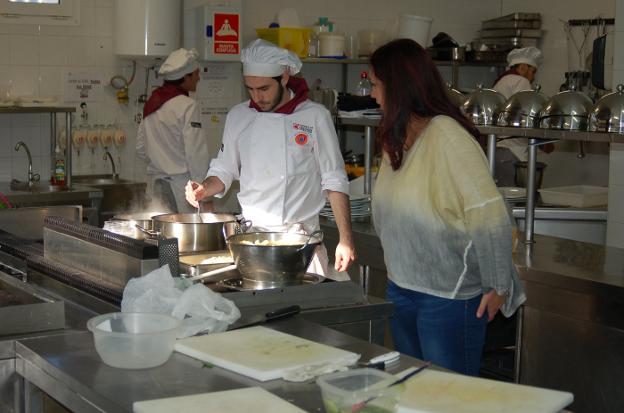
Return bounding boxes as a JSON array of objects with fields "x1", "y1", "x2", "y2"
[
  {"x1": 292, "y1": 122, "x2": 313, "y2": 134},
  {"x1": 294, "y1": 133, "x2": 308, "y2": 145}
]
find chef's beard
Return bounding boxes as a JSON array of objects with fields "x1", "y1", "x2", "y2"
[{"x1": 260, "y1": 84, "x2": 285, "y2": 112}]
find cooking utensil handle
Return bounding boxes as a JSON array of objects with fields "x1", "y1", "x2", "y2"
[
  {"x1": 134, "y1": 224, "x2": 160, "y2": 239},
  {"x1": 187, "y1": 264, "x2": 237, "y2": 282},
  {"x1": 239, "y1": 219, "x2": 252, "y2": 232},
  {"x1": 298, "y1": 230, "x2": 323, "y2": 251}
]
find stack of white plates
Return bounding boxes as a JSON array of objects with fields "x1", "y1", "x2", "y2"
[
  {"x1": 320, "y1": 195, "x2": 372, "y2": 221},
  {"x1": 499, "y1": 187, "x2": 526, "y2": 204}
]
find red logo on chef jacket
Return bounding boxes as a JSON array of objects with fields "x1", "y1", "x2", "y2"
[
  {"x1": 213, "y1": 13, "x2": 240, "y2": 55},
  {"x1": 294, "y1": 133, "x2": 308, "y2": 145}
]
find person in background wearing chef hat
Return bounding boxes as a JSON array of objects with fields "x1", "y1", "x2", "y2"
[
  {"x1": 492, "y1": 46, "x2": 553, "y2": 186},
  {"x1": 185, "y1": 39, "x2": 356, "y2": 275},
  {"x1": 136, "y1": 48, "x2": 211, "y2": 213}
]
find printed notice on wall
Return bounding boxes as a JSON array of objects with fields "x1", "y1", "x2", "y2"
[
  {"x1": 64, "y1": 71, "x2": 104, "y2": 103},
  {"x1": 213, "y1": 12, "x2": 240, "y2": 55}
]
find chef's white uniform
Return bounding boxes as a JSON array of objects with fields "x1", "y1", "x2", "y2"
[
  {"x1": 207, "y1": 99, "x2": 349, "y2": 275},
  {"x1": 137, "y1": 95, "x2": 210, "y2": 212}
]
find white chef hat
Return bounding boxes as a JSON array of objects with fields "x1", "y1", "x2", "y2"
[
  {"x1": 507, "y1": 47, "x2": 543, "y2": 68},
  {"x1": 158, "y1": 48, "x2": 200, "y2": 81},
  {"x1": 241, "y1": 39, "x2": 302, "y2": 77}
]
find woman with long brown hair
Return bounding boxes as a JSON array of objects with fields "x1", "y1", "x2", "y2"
[{"x1": 370, "y1": 39, "x2": 525, "y2": 375}]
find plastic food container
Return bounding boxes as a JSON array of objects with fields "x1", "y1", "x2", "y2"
[
  {"x1": 255, "y1": 28, "x2": 311, "y2": 57},
  {"x1": 538, "y1": 185, "x2": 608, "y2": 208},
  {"x1": 87, "y1": 312, "x2": 181, "y2": 369},
  {"x1": 316, "y1": 368, "x2": 401, "y2": 413}
]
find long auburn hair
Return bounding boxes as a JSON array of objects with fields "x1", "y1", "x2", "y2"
[{"x1": 370, "y1": 39, "x2": 481, "y2": 171}]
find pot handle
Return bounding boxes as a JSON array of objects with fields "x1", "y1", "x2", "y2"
[
  {"x1": 135, "y1": 224, "x2": 160, "y2": 239},
  {"x1": 239, "y1": 219, "x2": 253, "y2": 233},
  {"x1": 298, "y1": 230, "x2": 324, "y2": 251}
]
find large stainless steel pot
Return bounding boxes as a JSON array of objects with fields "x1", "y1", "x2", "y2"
[
  {"x1": 227, "y1": 231, "x2": 323, "y2": 284},
  {"x1": 152, "y1": 213, "x2": 240, "y2": 254}
]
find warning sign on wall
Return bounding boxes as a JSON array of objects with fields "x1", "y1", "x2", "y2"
[{"x1": 213, "y1": 13, "x2": 239, "y2": 55}]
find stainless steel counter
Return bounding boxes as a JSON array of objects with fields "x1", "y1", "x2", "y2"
[{"x1": 14, "y1": 318, "x2": 424, "y2": 413}]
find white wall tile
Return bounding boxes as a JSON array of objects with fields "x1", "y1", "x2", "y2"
[
  {"x1": 94, "y1": 6, "x2": 114, "y2": 37},
  {"x1": 10, "y1": 35, "x2": 39, "y2": 66},
  {"x1": 8, "y1": 66, "x2": 39, "y2": 97},
  {"x1": 609, "y1": 143, "x2": 624, "y2": 186},
  {"x1": 39, "y1": 36, "x2": 68, "y2": 66},
  {"x1": 11, "y1": 127, "x2": 41, "y2": 156},
  {"x1": 8, "y1": 24, "x2": 40, "y2": 36},
  {"x1": 65, "y1": 6, "x2": 96, "y2": 37},
  {"x1": 38, "y1": 66, "x2": 63, "y2": 98},
  {"x1": 0, "y1": 158, "x2": 11, "y2": 182},
  {"x1": 94, "y1": 37, "x2": 115, "y2": 68},
  {"x1": 11, "y1": 113, "x2": 41, "y2": 128},
  {"x1": 67, "y1": 37, "x2": 96, "y2": 66},
  {"x1": 606, "y1": 221, "x2": 624, "y2": 247},
  {"x1": 0, "y1": 35, "x2": 9, "y2": 66}
]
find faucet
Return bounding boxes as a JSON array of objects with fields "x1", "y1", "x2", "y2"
[
  {"x1": 103, "y1": 150, "x2": 118, "y2": 179},
  {"x1": 14, "y1": 141, "x2": 40, "y2": 188}
]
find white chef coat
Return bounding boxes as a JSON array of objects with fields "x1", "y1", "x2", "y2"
[
  {"x1": 492, "y1": 73, "x2": 532, "y2": 160},
  {"x1": 137, "y1": 95, "x2": 210, "y2": 211},
  {"x1": 207, "y1": 99, "x2": 349, "y2": 232}
]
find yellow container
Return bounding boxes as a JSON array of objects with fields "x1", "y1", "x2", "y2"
[{"x1": 255, "y1": 28, "x2": 311, "y2": 58}]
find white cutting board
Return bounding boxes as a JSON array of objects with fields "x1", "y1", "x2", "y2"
[
  {"x1": 175, "y1": 326, "x2": 359, "y2": 381},
  {"x1": 133, "y1": 387, "x2": 306, "y2": 413},
  {"x1": 397, "y1": 369, "x2": 573, "y2": 413}
]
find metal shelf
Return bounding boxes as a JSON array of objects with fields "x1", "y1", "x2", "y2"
[
  {"x1": 0, "y1": 106, "x2": 75, "y2": 114},
  {"x1": 477, "y1": 125, "x2": 624, "y2": 144}
]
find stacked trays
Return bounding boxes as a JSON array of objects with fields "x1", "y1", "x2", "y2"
[
  {"x1": 477, "y1": 13, "x2": 542, "y2": 52},
  {"x1": 499, "y1": 187, "x2": 527, "y2": 205},
  {"x1": 320, "y1": 195, "x2": 371, "y2": 222}
]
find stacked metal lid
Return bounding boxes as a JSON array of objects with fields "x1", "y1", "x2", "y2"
[{"x1": 477, "y1": 13, "x2": 542, "y2": 52}]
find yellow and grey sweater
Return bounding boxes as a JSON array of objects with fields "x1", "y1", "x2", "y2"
[{"x1": 372, "y1": 115, "x2": 525, "y2": 317}]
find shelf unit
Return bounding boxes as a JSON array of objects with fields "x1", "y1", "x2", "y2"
[
  {"x1": 0, "y1": 106, "x2": 75, "y2": 188},
  {"x1": 339, "y1": 116, "x2": 621, "y2": 244}
]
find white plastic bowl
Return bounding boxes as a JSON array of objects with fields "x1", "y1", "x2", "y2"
[{"x1": 87, "y1": 312, "x2": 181, "y2": 369}]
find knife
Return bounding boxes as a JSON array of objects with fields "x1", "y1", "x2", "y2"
[{"x1": 228, "y1": 305, "x2": 301, "y2": 331}]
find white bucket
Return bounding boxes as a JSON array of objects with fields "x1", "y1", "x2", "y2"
[
  {"x1": 319, "y1": 33, "x2": 346, "y2": 57},
  {"x1": 398, "y1": 14, "x2": 433, "y2": 47}
]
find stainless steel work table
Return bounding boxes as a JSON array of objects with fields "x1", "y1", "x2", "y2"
[{"x1": 14, "y1": 318, "x2": 424, "y2": 413}]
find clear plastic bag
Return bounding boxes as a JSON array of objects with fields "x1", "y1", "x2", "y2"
[{"x1": 121, "y1": 264, "x2": 240, "y2": 338}]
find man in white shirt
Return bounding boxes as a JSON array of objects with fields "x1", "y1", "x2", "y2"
[
  {"x1": 186, "y1": 40, "x2": 355, "y2": 274},
  {"x1": 136, "y1": 48, "x2": 210, "y2": 212}
]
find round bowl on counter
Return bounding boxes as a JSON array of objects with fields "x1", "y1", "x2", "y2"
[
  {"x1": 151, "y1": 213, "x2": 240, "y2": 254},
  {"x1": 538, "y1": 89, "x2": 593, "y2": 130},
  {"x1": 589, "y1": 84, "x2": 624, "y2": 133},
  {"x1": 87, "y1": 312, "x2": 181, "y2": 369},
  {"x1": 227, "y1": 231, "x2": 323, "y2": 285},
  {"x1": 461, "y1": 84, "x2": 506, "y2": 125},
  {"x1": 497, "y1": 86, "x2": 548, "y2": 128}
]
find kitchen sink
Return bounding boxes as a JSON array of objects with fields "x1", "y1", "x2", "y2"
[{"x1": 72, "y1": 175, "x2": 147, "y2": 221}]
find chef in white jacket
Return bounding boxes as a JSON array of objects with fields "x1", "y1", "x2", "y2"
[
  {"x1": 136, "y1": 48, "x2": 210, "y2": 212},
  {"x1": 492, "y1": 47, "x2": 551, "y2": 185},
  {"x1": 186, "y1": 39, "x2": 355, "y2": 274}
]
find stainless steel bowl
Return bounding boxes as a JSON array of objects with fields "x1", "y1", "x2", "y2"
[
  {"x1": 539, "y1": 89, "x2": 593, "y2": 130},
  {"x1": 110, "y1": 211, "x2": 169, "y2": 239},
  {"x1": 497, "y1": 86, "x2": 548, "y2": 128},
  {"x1": 589, "y1": 84, "x2": 624, "y2": 132},
  {"x1": 461, "y1": 84, "x2": 506, "y2": 125},
  {"x1": 227, "y1": 231, "x2": 323, "y2": 284}
]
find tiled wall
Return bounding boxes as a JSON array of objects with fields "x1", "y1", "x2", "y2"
[{"x1": 606, "y1": 0, "x2": 624, "y2": 247}]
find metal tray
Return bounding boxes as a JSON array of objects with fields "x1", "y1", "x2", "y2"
[
  {"x1": 480, "y1": 28, "x2": 542, "y2": 38},
  {"x1": 482, "y1": 19, "x2": 541, "y2": 30},
  {"x1": 0, "y1": 271, "x2": 64, "y2": 336}
]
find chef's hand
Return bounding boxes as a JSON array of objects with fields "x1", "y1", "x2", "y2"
[
  {"x1": 476, "y1": 289, "x2": 507, "y2": 322},
  {"x1": 185, "y1": 180, "x2": 205, "y2": 208},
  {"x1": 334, "y1": 241, "x2": 356, "y2": 272}
]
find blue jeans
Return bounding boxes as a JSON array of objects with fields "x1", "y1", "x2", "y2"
[{"x1": 387, "y1": 280, "x2": 487, "y2": 376}]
